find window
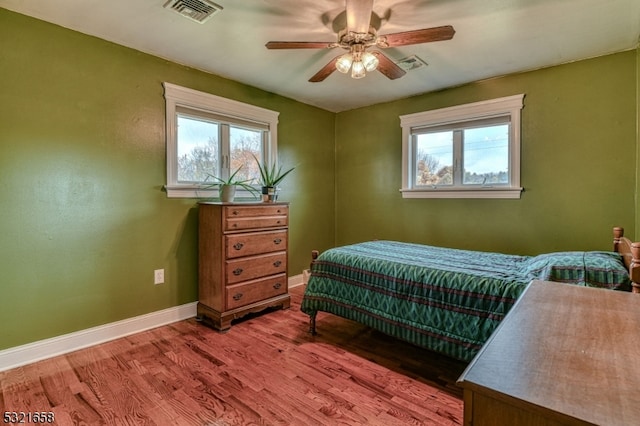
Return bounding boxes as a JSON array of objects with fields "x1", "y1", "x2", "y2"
[
  {"x1": 400, "y1": 94, "x2": 524, "y2": 199},
  {"x1": 163, "y1": 82, "x2": 279, "y2": 198}
]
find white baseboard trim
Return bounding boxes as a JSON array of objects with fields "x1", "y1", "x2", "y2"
[
  {"x1": 288, "y1": 272, "x2": 305, "y2": 288},
  {"x1": 0, "y1": 275, "x2": 306, "y2": 372},
  {"x1": 0, "y1": 302, "x2": 198, "y2": 372}
]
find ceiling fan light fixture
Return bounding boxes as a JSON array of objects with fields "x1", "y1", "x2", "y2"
[
  {"x1": 336, "y1": 53, "x2": 353, "y2": 73},
  {"x1": 361, "y1": 51, "x2": 379, "y2": 72},
  {"x1": 266, "y1": 2, "x2": 455, "y2": 84}
]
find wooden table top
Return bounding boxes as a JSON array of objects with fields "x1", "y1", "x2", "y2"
[{"x1": 458, "y1": 280, "x2": 640, "y2": 425}]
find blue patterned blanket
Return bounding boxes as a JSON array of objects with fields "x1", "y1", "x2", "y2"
[{"x1": 300, "y1": 241, "x2": 630, "y2": 361}]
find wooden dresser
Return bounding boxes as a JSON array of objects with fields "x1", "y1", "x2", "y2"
[
  {"x1": 197, "y1": 202, "x2": 291, "y2": 331},
  {"x1": 457, "y1": 280, "x2": 640, "y2": 426}
]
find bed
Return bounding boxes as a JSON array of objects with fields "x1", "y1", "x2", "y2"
[{"x1": 300, "y1": 227, "x2": 640, "y2": 362}]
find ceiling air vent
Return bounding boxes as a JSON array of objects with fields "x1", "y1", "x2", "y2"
[
  {"x1": 396, "y1": 55, "x2": 429, "y2": 72},
  {"x1": 163, "y1": 0, "x2": 223, "y2": 24}
]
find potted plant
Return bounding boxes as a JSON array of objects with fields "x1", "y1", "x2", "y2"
[
  {"x1": 203, "y1": 167, "x2": 258, "y2": 202},
  {"x1": 252, "y1": 154, "x2": 295, "y2": 202}
]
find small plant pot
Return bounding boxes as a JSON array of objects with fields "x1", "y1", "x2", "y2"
[
  {"x1": 220, "y1": 184, "x2": 236, "y2": 202},
  {"x1": 261, "y1": 186, "x2": 278, "y2": 202}
]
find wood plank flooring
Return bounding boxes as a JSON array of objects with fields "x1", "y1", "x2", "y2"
[{"x1": 0, "y1": 286, "x2": 466, "y2": 425}]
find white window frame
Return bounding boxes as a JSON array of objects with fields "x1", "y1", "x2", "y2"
[
  {"x1": 400, "y1": 94, "x2": 525, "y2": 199},
  {"x1": 163, "y1": 82, "x2": 279, "y2": 198}
]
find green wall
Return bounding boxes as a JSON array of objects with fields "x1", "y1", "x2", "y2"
[
  {"x1": 1, "y1": 7, "x2": 638, "y2": 352},
  {"x1": 0, "y1": 9, "x2": 335, "y2": 350},
  {"x1": 636, "y1": 46, "x2": 640, "y2": 235},
  {"x1": 334, "y1": 51, "x2": 637, "y2": 255}
]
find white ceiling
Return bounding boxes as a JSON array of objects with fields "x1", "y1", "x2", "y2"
[{"x1": 2, "y1": 0, "x2": 639, "y2": 112}]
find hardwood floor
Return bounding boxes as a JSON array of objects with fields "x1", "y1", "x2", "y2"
[{"x1": 0, "y1": 286, "x2": 466, "y2": 425}]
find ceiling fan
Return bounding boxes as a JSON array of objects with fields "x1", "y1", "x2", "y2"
[{"x1": 265, "y1": 0, "x2": 455, "y2": 82}]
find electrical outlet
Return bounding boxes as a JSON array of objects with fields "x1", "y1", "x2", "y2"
[{"x1": 154, "y1": 269, "x2": 164, "y2": 285}]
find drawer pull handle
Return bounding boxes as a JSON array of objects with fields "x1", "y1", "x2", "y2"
[
  {"x1": 273, "y1": 260, "x2": 282, "y2": 267},
  {"x1": 273, "y1": 283, "x2": 282, "y2": 289},
  {"x1": 233, "y1": 242, "x2": 244, "y2": 250},
  {"x1": 233, "y1": 268, "x2": 243, "y2": 276},
  {"x1": 276, "y1": 220, "x2": 281, "y2": 224},
  {"x1": 232, "y1": 223, "x2": 238, "y2": 228},
  {"x1": 277, "y1": 209, "x2": 281, "y2": 213},
  {"x1": 232, "y1": 210, "x2": 239, "y2": 216},
  {"x1": 273, "y1": 238, "x2": 282, "y2": 245},
  {"x1": 233, "y1": 293, "x2": 243, "y2": 301}
]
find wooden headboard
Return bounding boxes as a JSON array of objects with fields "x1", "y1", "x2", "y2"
[{"x1": 613, "y1": 227, "x2": 640, "y2": 293}]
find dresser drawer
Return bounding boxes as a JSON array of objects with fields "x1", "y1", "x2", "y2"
[
  {"x1": 226, "y1": 252, "x2": 287, "y2": 284},
  {"x1": 226, "y1": 230, "x2": 287, "y2": 259},
  {"x1": 223, "y1": 205, "x2": 288, "y2": 231},
  {"x1": 225, "y1": 215, "x2": 288, "y2": 231},
  {"x1": 224, "y1": 205, "x2": 288, "y2": 218},
  {"x1": 226, "y1": 274, "x2": 287, "y2": 309}
]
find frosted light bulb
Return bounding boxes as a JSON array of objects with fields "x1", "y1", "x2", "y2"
[
  {"x1": 361, "y1": 52, "x2": 379, "y2": 72},
  {"x1": 351, "y1": 60, "x2": 365, "y2": 79},
  {"x1": 336, "y1": 54, "x2": 353, "y2": 73}
]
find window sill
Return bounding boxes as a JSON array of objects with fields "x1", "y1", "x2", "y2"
[
  {"x1": 165, "y1": 185, "x2": 261, "y2": 200},
  {"x1": 400, "y1": 187, "x2": 523, "y2": 199}
]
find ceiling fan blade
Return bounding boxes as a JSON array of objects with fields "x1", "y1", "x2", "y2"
[
  {"x1": 309, "y1": 56, "x2": 339, "y2": 82},
  {"x1": 378, "y1": 25, "x2": 455, "y2": 47},
  {"x1": 266, "y1": 41, "x2": 335, "y2": 49},
  {"x1": 371, "y1": 51, "x2": 406, "y2": 80},
  {"x1": 346, "y1": 0, "x2": 373, "y2": 33}
]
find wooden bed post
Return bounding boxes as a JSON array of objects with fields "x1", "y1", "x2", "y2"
[
  {"x1": 613, "y1": 227, "x2": 624, "y2": 251},
  {"x1": 630, "y1": 243, "x2": 640, "y2": 294},
  {"x1": 309, "y1": 313, "x2": 317, "y2": 335},
  {"x1": 308, "y1": 250, "x2": 319, "y2": 334},
  {"x1": 613, "y1": 227, "x2": 640, "y2": 294}
]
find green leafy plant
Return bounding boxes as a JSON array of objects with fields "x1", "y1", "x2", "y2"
[
  {"x1": 252, "y1": 154, "x2": 296, "y2": 188},
  {"x1": 203, "y1": 167, "x2": 259, "y2": 196}
]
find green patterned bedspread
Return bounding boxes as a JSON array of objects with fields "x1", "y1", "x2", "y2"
[{"x1": 300, "y1": 241, "x2": 630, "y2": 362}]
